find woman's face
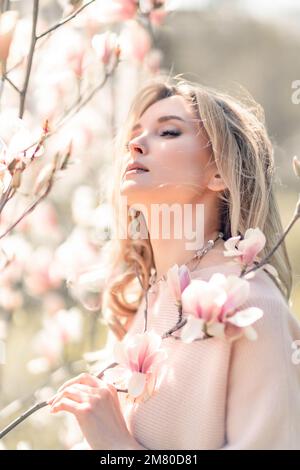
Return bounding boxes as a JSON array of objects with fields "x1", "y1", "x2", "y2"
[{"x1": 120, "y1": 94, "x2": 216, "y2": 205}]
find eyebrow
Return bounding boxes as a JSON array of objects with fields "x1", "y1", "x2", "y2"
[{"x1": 131, "y1": 115, "x2": 186, "y2": 132}]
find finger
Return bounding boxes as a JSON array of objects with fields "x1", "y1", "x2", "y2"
[
  {"x1": 49, "y1": 385, "x2": 91, "y2": 408},
  {"x1": 50, "y1": 384, "x2": 101, "y2": 406},
  {"x1": 47, "y1": 383, "x2": 98, "y2": 405},
  {"x1": 50, "y1": 397, "x2": 86, "y2": 415},
  {"x1": 56, "y1": 373, "x2": 103, "y2": 394}
]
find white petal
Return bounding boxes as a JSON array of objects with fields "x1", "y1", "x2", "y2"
[
  {"x1": 244, "y1": 325, "x2": 258, "y2": 341},
  {"x1": 223, "y1": 249, "x2": 241, "y2": 258},
  {"x1": 224, "y1": 236, "x2": 241, "y2": 252},
  {"x1": 180, "y1": 316, "x2": 205, "y2": 343},
  {"x1": 244, "y1": 271, "x2": 256, "y2": 280},
  {"x1": 102, "y1": 366, "x2": 130, "y2": 386},
  {"x1": 227, "y1": 307, "x2": 263, "y2": 327},
  {"x1": 128, "y1": 372, "x2": 147, "y2": 398}
]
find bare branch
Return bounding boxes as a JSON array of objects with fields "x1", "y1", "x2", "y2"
[
  {"x1": 241, "y1": 204, "x2": 300, "y2": 278},
  {"x1": 36, "y1": 0, "x2": 96, "y2": 40},
  {"x1": 55, "y1": 59, "x2": 119, "y2": 132},
  {"x1": 0, "y1": 152, "x2": 58, "y2": 240},
  {"x1": 2, "y1": 73, "x2": 21, "y2": 94},
  {"x1": 0, "y1": 360, "x2": 119, "y2": 440},
  {"x1": 19, "y1": 0, "x2": 39, "y2": 118}
]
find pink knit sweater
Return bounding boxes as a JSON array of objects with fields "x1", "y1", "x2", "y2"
[{"x1": 104, "y1": 261, "x2": 300, "y2": 450}]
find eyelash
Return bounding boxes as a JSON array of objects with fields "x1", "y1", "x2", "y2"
[{"x1": 125, "y1": 129, "x2": 181, "y2": 150}]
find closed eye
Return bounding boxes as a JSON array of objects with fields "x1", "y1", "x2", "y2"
[
  {"x1": 159, "y1": 130, "x2": 181, "y2": 137},
  {"x1": 125, "y1": 129, "x2": 181, "y2": 151}
]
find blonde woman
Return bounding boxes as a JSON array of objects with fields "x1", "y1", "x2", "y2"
[{"x1": 48, "y1": 75, "x2": 300, "y2": 450}]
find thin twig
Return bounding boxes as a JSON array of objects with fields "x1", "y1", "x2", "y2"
[
  {"x1": 2, "y1": 74, "x2": 21, "y2": 94},
  {"x1": 242, "y1": 208, "x2": 300, "y2": 278},
  {"x1": 0, "y1": 361, "x2": 119, "y2": 440},
  {"x1": 161, "y1": 317, "x2": 187, "y2": 339},
  {"x1": 36, "y1": 0, "x2": 96, "y2": 40},
  {"x1": 19, "y1": 0, "x2": 39, "y2": 118},
  {"x1": 0, "y1": 155, "x2": 57, "y2": 240},
  {"x1": 0, "y1": 310, "x2": 191, "y2": 441},
  {"x1": 0, "y1": 401, "x2": 48, "y2": 439},
  {"x1": 55, "y1": 60, "x2": 119, "y2": 133}
]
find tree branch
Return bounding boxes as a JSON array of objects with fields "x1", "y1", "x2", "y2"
[
  {"x1": 0, "y1": 361, "x2": 118, "y2": 440},
  {"x1": 19, "y1": 0, "x2": 39, "y2": 118},
  {"x1": 2, "y1": 74, "x2": 21, "y2": 94},
  {"x1": 241, "y1": 199, "x2": 300, "y2": 278},
  {"x1": 36, "y1": 0, "x2": 96, "y2": 40},
  {"x1": 55, "y1": 58, "x2": 119, "y2": 132}
]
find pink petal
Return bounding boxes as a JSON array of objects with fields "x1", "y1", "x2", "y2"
[
  {"x1": 142, "y1": 349, "x2": 167, "y2": 374},
  {"x1": 223, "y1": 276, "x2": 249, "y2": 311},
  {"x1": 179, "y1": 264, "x2": 191, "y2": 293}
]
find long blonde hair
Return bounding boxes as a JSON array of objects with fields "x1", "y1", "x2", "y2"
[{"x1": 101, "y1": 74, "x2": 292, "y2": 340}]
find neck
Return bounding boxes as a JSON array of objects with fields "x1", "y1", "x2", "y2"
[{"x1": 138, "y1": 198, "x2": 223, "y2": 280}]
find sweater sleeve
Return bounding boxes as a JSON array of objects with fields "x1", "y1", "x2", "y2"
[{"x1": 220, "y1": 294, "x2": 300, "y2": 450}]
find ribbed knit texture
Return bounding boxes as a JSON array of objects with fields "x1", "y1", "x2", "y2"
[{"x1": 111, "y1": 261, "x2": 300, "y2": 450}]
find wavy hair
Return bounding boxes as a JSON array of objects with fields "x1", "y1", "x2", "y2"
[{"x1": 100, "y1": 74, "x2": 292, "y2": 340}]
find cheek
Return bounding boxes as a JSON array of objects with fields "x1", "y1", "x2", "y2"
[{"x1": 165, "y1": 140, "x2": 208, "y2": 182}]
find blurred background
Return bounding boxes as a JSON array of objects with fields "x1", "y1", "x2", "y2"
[{"x1": 0, "y1": 0, "x2": 299, "y2": 449}]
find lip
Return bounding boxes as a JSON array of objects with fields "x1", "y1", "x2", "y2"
[
  {"x1": 123, "y1": 168, "x2": 149, "y2": 178},
  {"x1": 125, "y1": 162, "x2": 149, "y2": 173}
]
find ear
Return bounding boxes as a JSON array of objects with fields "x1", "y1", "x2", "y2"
[{"x1": 207, "y1": 173, "x2": 227, "y2": 192}]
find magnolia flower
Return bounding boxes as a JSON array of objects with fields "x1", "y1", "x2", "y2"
[
  {"x1": 92, "y1": 31, "x2": 120, "y2": 66},
  {"x1": 93, "y1": 0, "x2": 137, "y2": 23},
  {"x1": 145, "y1": 48, "x2": 163, "y2": 74},
  {"x1": 103, "y1": 330, "x2": 167, "y2": 403},
  {"x1": 0, "y1": 10, "x2": 19, "y2": 64},
  {"x1": 150, "y1": 8, "x2": 167, "y2": 26},
  {"x1": 166, "y1": 263, "x2": 191, "y2": 305},
  {"x1": 119, "y1": 20, "x2": 152, "y2": 63},
  {"x1": 67, "y1": 265, "x2": 106, "y2": 311},
  {"x1": 32, "y1": 308, "x2": 83, "y2": 365},
  {"x1": 181, "y1": 273, "x2": 263, "y2": 343},
  {"x1": 224, "y1": 228, "x2": 266, "y2": 266},
  {"x1": 0, "y1": 111, "x2": 44, "y2": 165}
]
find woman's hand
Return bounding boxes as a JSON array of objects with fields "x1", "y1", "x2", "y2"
[{"x1": 47, "y1": 372, "x2": 143, "y2": 450}]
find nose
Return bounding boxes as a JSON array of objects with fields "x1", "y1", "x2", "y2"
[{"x1": 128, "y1": 137, "x2": 146, "y2": 155}]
